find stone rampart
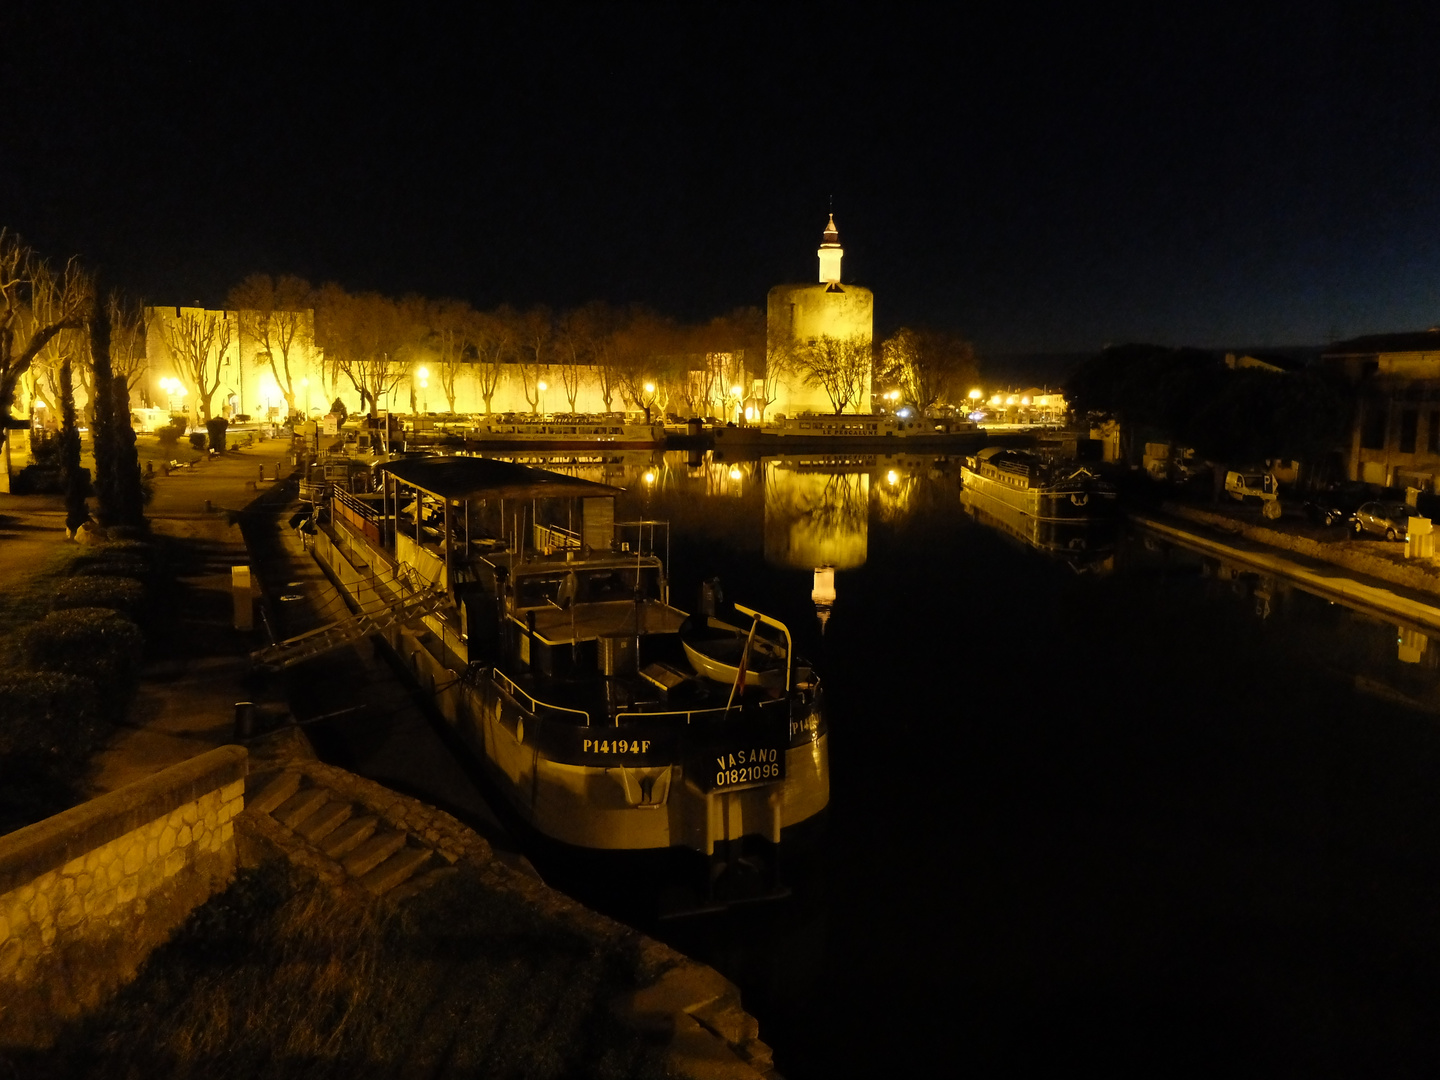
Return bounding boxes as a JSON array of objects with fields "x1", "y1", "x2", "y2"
[{"x1": 0, "y1": 745, "x2": 247, "y2": 1047}]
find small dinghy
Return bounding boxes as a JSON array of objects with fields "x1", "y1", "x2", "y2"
[{"x1": 681, "y1": 605, "x2": 792, "y2": 690}]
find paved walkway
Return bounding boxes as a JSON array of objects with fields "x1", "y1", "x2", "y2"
[{"x1": 0, "y1": 433, "x2": 302, "y2": 794}]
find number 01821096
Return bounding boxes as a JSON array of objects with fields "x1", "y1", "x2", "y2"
[{"x1": 711, "y1": 746, "x2": 784, "y2": 790}]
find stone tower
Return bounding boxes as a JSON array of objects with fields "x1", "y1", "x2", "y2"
[{"x1": 766, "y1": 215, "x2": 875, "y2": 415}]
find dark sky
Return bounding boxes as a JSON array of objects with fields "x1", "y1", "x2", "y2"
[{"x1": 4, "y1": 3, "x2": 1440, "y2": 356}]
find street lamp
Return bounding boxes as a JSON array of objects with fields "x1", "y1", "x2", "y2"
[
  {"x1": 537, "y1": 379, "x2": 547, "y2": 416},
  {"x1": 642, "y1": 381, "x2": 656, "y2": 423}
]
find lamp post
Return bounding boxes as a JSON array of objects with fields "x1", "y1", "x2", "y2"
[
  {"x1": 731, "y1": 384, "x2": 743, "y2": 424},
  {"x1": 417, "y1": 367, "x2": 429, "y2": 415},
  {"x1": 537, "y1": 379, "x2": 547, "y2": 417},
  {"x1": 642, "y1": 381, "x2": 656, "y2": 424}
]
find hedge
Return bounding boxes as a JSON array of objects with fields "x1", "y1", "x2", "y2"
[
  {"x1": 0, "y1": 669, "x2": 104, "y2": 758},
  {"x1": 51, "y1": 575, "x2": 148, "y2": 619},
  {"x1": 20, "y1": 607, "x2": 145, "y2": 710}
]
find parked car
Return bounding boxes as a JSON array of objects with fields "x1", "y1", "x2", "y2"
[
  {"x1": 1304, "y1": 481, "x2": 1374, "y2": 527},
  {"x1": 1352, "y1": 500, "x2": 1419, "y2": 540},
  {"x1": 1225, "y1": 469, "x2": 1282, "y2": 519}
]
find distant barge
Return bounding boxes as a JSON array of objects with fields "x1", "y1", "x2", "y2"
[{"x1": 961, "y1": 446, "x2": 1118, "y2": 521}]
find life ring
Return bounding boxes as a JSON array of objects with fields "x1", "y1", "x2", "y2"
[{"x1": 1071, "y1": 493, "x2": 1089, "y2": 507}]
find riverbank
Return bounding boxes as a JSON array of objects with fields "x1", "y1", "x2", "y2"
[
  {"x1": 1134, "y1": 501, "x2": 1440, "y2": 631},
  {"x1": 0, "y1": 439, "x2": 780, "y2": 1077}
]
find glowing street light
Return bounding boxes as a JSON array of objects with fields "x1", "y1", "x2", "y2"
[
  {"x1": 537, "y1": 379, "x2": 547, "y2": 416},
  {"x1": 969, "y1": 388, "x2": 982, "y2": 401}
]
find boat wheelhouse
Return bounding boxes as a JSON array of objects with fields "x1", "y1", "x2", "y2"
[{"x1": 309, "y1": 455, "x2": 828, "y2": 879}]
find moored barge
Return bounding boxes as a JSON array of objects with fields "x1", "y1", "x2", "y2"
[
  {"x1": 309, "y1": 455, "x2": 827, "y2": 892},
  {"x1": 961, "y1": 446, "x2": 1118, "y2": 521}
]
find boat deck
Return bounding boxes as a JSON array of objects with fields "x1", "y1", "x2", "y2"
[{"x1": 528, "y1": 599, "x2": 688, "y2": 645}]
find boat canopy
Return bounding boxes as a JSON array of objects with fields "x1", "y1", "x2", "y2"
[{"x1": 376, "y1": 455, "x2": 623, "y2": 501}]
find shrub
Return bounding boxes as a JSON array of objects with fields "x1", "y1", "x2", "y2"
[
  {"x1": 51, "y1": 575, "x2": 147, "y2": 619},
  {"x1": 206, "y1": 416, "x2": 229, "y2": 453},
  {"x1": 0, "y1": 669, "x2": 104, "y2": 758},
  {"x1": 188, "y1": 431, "x2": 206, "y2": 451},
  {"x1": 21, "y1": 607, "x2": 145, "y2": 708},
  {"x1": 77, "y1": 558, "x2": 149, "y2": 581},
  {"x1": 156, "y1": 417, "x2": 187, "y2": 445}
]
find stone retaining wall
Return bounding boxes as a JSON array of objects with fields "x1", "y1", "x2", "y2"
[
  {"x1": 1163, "y1": 504, "x2": 1440, "y2": 596},
  {"x1": 0, "y1": 745, "x2": 247, "y2": 1047}
]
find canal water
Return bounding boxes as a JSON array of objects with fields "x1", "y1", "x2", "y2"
[{"x1": 332, "y1": 449, "x2": 1440, "y2": 1076}]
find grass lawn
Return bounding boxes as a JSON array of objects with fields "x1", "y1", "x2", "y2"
[{"x1": 5, "y1": 859, "x2": 672, "y2": 1079}]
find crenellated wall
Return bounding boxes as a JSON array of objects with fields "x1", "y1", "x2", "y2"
[{"x1": 0, "y1": 746, "x2": 247, "y2": 1048}]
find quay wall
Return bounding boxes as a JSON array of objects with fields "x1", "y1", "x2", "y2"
[
  {"x1": 0, "y1": 746, "x2": 247, "y2": 1047},
  {"x1": 1161, "y1": 504, "x2": 1440, "y2": 596}
]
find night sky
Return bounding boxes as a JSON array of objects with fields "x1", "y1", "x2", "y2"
[{"x1": 4, "y1": 3, "x2": 1440, "y2": 358}]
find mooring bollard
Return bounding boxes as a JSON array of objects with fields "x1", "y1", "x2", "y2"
[
  {"x1": 203, "y1": 499, "x2": 212, "y2": 513},
  {"x1": 258, "y1": 464, "x2": 265, "y2": 482},
  {"x1": 234, "y1": 701, "x2": 256, "y2": 740}
]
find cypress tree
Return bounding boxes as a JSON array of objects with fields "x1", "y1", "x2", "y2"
[
  {"x1": 88, "y1": 283, "x2": 120, "y2": 526},
  {"x1": 110, "y1": 373, "x2": 146, "y2": 527},
  {"x1": 59, "y1": 356, "x2": 89, "y2": 537}
]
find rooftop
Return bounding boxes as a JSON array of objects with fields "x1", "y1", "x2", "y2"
[{"x1": 377, "y1": 455, "x2": 622, "y2": 501}]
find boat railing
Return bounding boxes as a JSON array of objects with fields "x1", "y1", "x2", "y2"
[
  {"x1": 613, "y1": 696, "x2": 790, "y2": 728},
  {"x1": 489, "y1": 668, "x2": 593, "y2": 725},
  {"x1": 533, "y1": 522, "x2": 581, "y2": 551},
  {"x1": 333, "y1": 488, "x2": 386, "y2": 548},
  {"x1": 615, "y1": 519, "x2": 670, "y2": 564}
]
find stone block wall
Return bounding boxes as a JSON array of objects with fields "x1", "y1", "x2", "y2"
[{"x1": 0, "y1": 745, "x2": 248, "y2": 1047}]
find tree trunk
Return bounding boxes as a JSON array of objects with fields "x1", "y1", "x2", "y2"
[
  {"x1": 59, "y1": 357, "x2": 89, "y2": 535},
  {"x1": 89, "y1": 288, "x2": 120, "y2": 526}
]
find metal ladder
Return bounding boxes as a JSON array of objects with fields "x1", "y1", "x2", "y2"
[{"x1": 250, "y1": 562, "x2": 447, "y2": 671}]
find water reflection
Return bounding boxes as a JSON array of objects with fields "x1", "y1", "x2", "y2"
[
  {"x1": 763, "y1": 458, "x2": 869, "y2": 571},
  {"x1": 960, "y1": 483, "x2": 1118, "y2": 574}
]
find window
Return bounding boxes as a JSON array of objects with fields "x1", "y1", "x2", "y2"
[
  {"x1": 1361, "y1": 405, "x2": 1387, "y2": 450},
  {"x1": 1401, "y1": 409, "x2": 1418, "y2": 454}
]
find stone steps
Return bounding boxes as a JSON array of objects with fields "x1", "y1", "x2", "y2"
[{"x1": 243, "y1": 769, "x2": 455, "y2": 902}]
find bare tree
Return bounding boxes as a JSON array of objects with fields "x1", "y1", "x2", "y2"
[
  {"x1": 554, "y1": 307, "x2": 594, "y2": 412},
  {"x1": 314, "y1": 285, "x2": 410, "y2": 417},
  {"x1": 423, "y1": 298, "x2": 476, "y2": 414},
  {"x1": 0, "y1": 230, "x2": 90, "y2": 454},
  {"x1": 795, "y1": 333, "x2": 871, "y2": 414},
  {"x1": 228, "y1": 273, "x2": 314, "y2": 415},
  {"x1": 472, "y1": 306, "x2": 514, "y2": 414},
  {"x1": 879, "y1": 327, "x2": 977, "y2": 413},
  {"x1": 755, "y1": 341, "x2": 793, "y2": 421},
  {"x1": 107, "y1": 294, "x2": 148, "y2": 397},
  {"x1": 162, "y1": 309, "x2": 233, "y2": 422},
  {"x1": 514, "y1": 306, "x2": 552, "y2": 413}
]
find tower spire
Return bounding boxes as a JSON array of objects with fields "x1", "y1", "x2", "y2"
[{"x1": 818, "y1": 213, "x2": 842, "y2": 284}]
